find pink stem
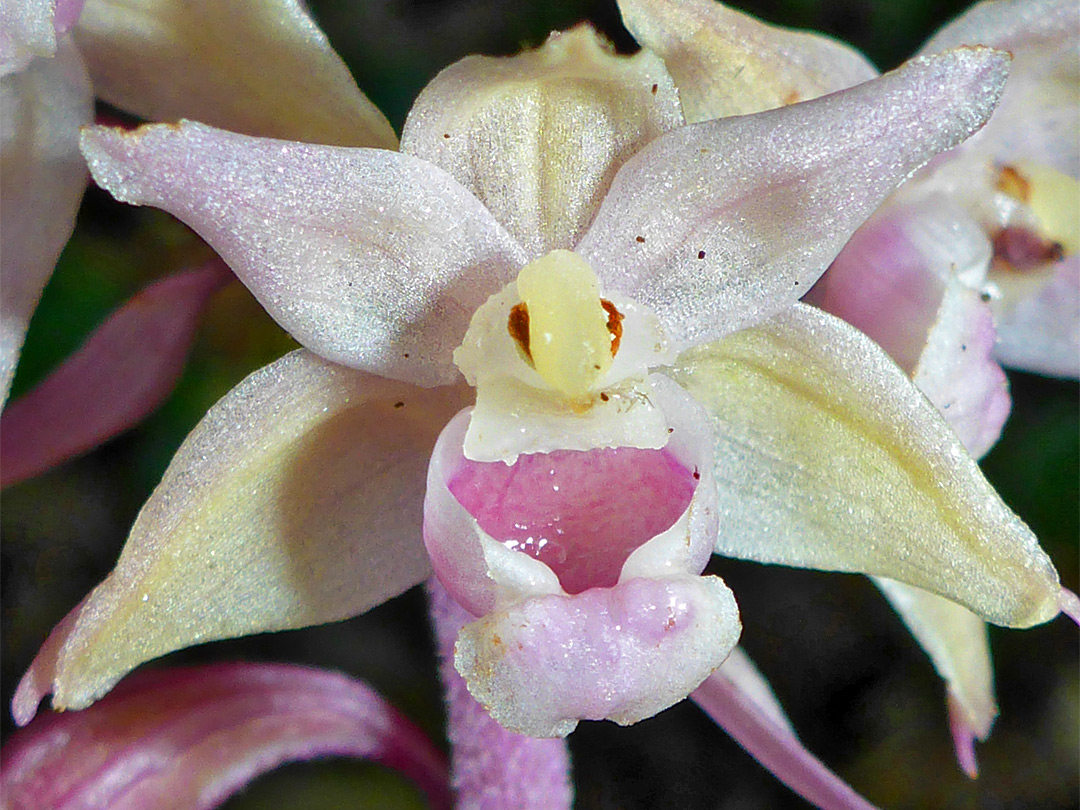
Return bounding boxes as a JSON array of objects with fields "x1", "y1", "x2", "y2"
[{"x1": 426, "y1": 578, "x2": 573, "y2": 810}]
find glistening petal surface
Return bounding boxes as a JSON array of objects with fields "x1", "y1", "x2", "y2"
[
  {"x1": 577, "y1": 48, "x2": 1009, "y2": 346},
  {"x1": 2, "y1": 663, "x2": 452, "y2": 810},
  {"x1": 617, "y1": 0, "x2": 877, "y2": 122},
  {"x1": 666, "y1": 303, "x2": 1061, "y2": 628},
  {"x1": 13, "y1": 350, "x2": 471, "y2": 722},
  {"x1": 401, "y1": 25, "x2": 682, "y2": 258},
  {"x1": 73, "y1": 0, "x2": 397, "y2": 147},
  {"x1": 81, "y1": 121, "x2": 529, "y2": 386},
  {"x1": 0, "y1": 259, "x2": 231, "y2": 488},
  {"x1": 0, "y1": 37, "x2": 91, "y2": 406}
]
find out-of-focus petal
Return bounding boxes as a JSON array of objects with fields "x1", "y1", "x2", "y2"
[
  {"x1": 991, "y1": 255, "x2": 1080, "y2": 378},
  {"x1": 427, "y1": 580, "x2": 573, "y2": 810},
  {"x1": 1, "y1": 0, "x2": 56, "y2": 75},
  {"x1": 455, "y1": 575, "x2": 740, "y2": 737},
  {"x1": 401, "y1": 25, "x2": 682, "y2": 258},
  {"x1": 0, "y1": 37, "x2": 91, "y2": 406},
  {"x1": 2, "y1": 663, "x2": 452, "y2": 810},
  {"x1": 692, "y1": 659, "x2": 879, "y2": 810},
  {"x1": 13, "y1": 350, "x2": 471, "y2": 723},
  {"x1": 667, "y1": 303, "x2": 1063, "y2": 629},
  {"x1": 617, "y1": 0, "x2": 877, "y2": 122},
  {"x1": 0, "y1": 259, "x2": 231, "y2": 488},
  {"x1": 81, "y1": 121, "x2": 529, "y2": 387},
  {"x1": 874, "y1": 578, "x2": 997, "y2": 758},
  {"x1": 806, "y1": 196, "x2": 991, "y2": 374},
  {"x1": 577, "y1": 48, "x2": 1010, "y2": 348},
  {"x1": 73, "y1": 0, "x2": 396, "y2": 148},
  {"x1": 919, "y1": 0, "x2": 1079, "y2": 175},
  {"x1": 912, "y1": 279, "x2": 1010, "y2": 459}
]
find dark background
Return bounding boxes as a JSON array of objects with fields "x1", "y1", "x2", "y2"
[{"x1": 3, "y1": 1, "x2": 1077, "y2": 808}]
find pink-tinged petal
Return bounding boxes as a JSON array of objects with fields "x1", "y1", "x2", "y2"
[
  {"x1": 0, "y1": 36, "x2": 91, "y2": 405},
  {"x1": 52, "y1": 0, "x2": 84, "y2": 34},
  {"x1": 13, "y1": 350, "x2": 471, "y2": 722},
  {"x1": 912, "y1": 279, "x2": 1010, "y2": 459},
  {"x1": 81, "y1": 121, "x2": 529, "y2": 387},
  {"x1": 455, "y1": 574, "x2": 741, "y2": 737},
  {"x1": 578, "y1": 48, "x2": 1010, "y2": 346},
  {"x1": 991, "y1": 255, "x2": 1080, "y2": 378},
  {"x1": 617, "y1": 0, "x2": 877, "y2": 122},
  {"x1": 667, "y1": 303, "x2": 1063, "y2": 628},
  {"x1": 427, "y1": 580, "x2": 572, "y2": 810},
  {"x1": 949, "y1": 687, "x2": 982, "y2": 779},
  {"x1": 424, "y1": 377, "x2": 718, "y2": 617},
  {"x1": 73, "y1": 0, "x2": 396, "y2": 148},
  {"x1": 3, "y1": 663, "x2": 452, "y2": 810},
  {"x1": 874, "y1": 578, "x2": 997, "y2": 744},
  {"x1": 692, "y1": 661, "x2": 878, "y2": 810},
  {"x1": 920, "y1": 0, "x2": 1079, "y2": 175},
  {"x1": 0, "y1": 0, "x2": 57, "y2": 75},
  {"x1": 0, "y1": 259, "x2": 231, "y2": 488},
  {"x1": 806, "y1": 197, "x2": 989, "y2": 374},
  {"x1": 401, "y1": 25, "x2": 682, "y2": 258}
]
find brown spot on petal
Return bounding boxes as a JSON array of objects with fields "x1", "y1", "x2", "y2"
[
  {"x1": 600, "y1": 299, "x2": 624, "y2": 356},
  {"x1": 508, "y1": 302, "x2": 533, "y2": 362},
  {"x1": 992, "y1": 225, "x2": 1064, "y2": 272},
  {"x1": 783, "y1": 89, "x2": 801, "y2": 105},
  {"x1": 996, "y1": 164, "x2": 1032, "y2": 203}
]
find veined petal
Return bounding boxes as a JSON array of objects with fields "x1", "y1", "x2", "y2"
[
  {"x1": 919, "y1": 0, "x2": 1079, "y2": 176},
  {"x1": 0, "y1": 259, "x2": 231, "y2": 488},
  {"x1": 401, "y1": 25, "x2": 682, "y2": 258},
  {"x1": 874, "y1": 578, "x2": 997, "y2": 746},
  {"x1": 618, "y1": 0, "x2": 877, "y2": 122},
  {"x1": 0, "y1": 36, "x2": 91, "y2": 406},
  {"x1": 73, "y1": 0, "x2": 396, "y2": 148},
  {"x1": 2, "y1": 663, "x2": 452, "y2": 810},
  {"x1": 692, "y1": 656, "x2": 879, "y2": 810},
  {"x1": 81, "y1": 121, "x2": 529, "y2": 387},
  {"x1": 13, "y1": 350, "x2": 471, "y2": 723},
  {"x1": 666, "y1": 303, "x2": 1062, "y2": 628},
  {"x1": 578, "y1": 48, "x2": 1010, "y2": 346},
  {"x1": 991, "y1": 255, "x2": 1080, "y2": 378}
]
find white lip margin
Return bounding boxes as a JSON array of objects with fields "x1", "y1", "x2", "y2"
[{"x1": 620, "y1": 374, "x2": 718, "y2": 582}]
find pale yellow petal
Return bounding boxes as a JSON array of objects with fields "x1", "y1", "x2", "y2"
[
  {"x1": 874, "y1": 577, "x2": 997, "y2": 739},
  {"x1": 667, "y1": 303, "x2": 1062, "y2": 628},
  {"x1": 73, "y1": 0, "x2": 396, "y2": 147},
  {"x1": 618, "y1": 0, "x2": 877, "y2": 122},
  {"x1": 15, "y1": 350, "x2": 470, "y2": 717}
]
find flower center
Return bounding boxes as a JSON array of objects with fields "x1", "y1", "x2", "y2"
[
  {"x1": 992, "y1": 162, "x2": 1077, "y2": 272},
  {"x1": 448, "y1": 446, "x2": 696, "y2": 594},
  {"x1": 511, "y1": 250, "x2": 622, "y2": 406}
]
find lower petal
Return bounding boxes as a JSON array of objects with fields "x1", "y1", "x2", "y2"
[{"x1": 454, "y1": 574, "x2": 740, "y2": 737}]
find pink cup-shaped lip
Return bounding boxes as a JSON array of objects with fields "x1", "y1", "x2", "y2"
[{"x1": 448, "y1": 446, "x2": 697, "y2": 595}]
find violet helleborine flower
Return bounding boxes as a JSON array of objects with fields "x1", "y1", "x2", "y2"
[
  {"x1": 8, "y1": 10, "x2": 1077, "y2": 810},
  {"x1": 619, "y1": 0, "x2": 1078, "y2": 775},
  {"x1": 0, "y1": 0, "x2": 397, "y2": 478}
]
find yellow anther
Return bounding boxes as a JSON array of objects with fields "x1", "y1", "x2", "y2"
[
  {"x1": 1001, "y1": 162, "x2": 1079, "y2": 255},
  {"x1": 514, "y1": 250, "x2": 614, "y2": 402}
]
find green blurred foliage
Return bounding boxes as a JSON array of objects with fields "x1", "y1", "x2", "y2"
[{"x1": 2, "y1": 1, "x2": 1077, "y2": 809}]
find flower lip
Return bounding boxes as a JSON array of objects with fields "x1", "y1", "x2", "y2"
[{"x1": 448, "y1": 444, "x2": 697, "y2": 595}]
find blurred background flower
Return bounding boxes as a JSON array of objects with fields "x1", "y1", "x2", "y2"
[{"x1": 2, "y1": 1, "x2": 1076, "y2": 809}]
